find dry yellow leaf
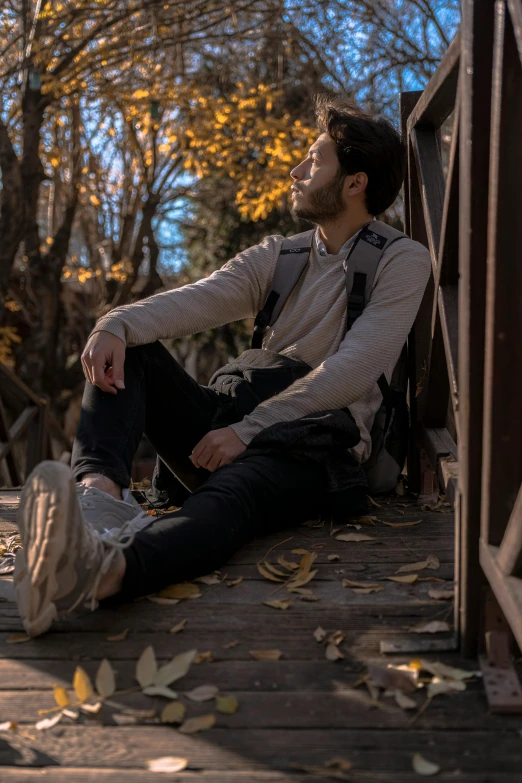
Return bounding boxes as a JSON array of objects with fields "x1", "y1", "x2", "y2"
[
  {"x1": 419, "y1": 660, "x2": 480, "y2": 681},
  {"x1": 194, "y1": 651, "x2": 213, "y2": 663},
  {"x1": 147, "y1": 596, "x2": 180, "y2": 605},
  {"x1": 411, "y1": 620, "x2": 450, "y2": 634},
  {"x1": 154, "y1": 649, "x2": 197, "y2": 687},
  {"x1": 342, "y1": 579, "x2": 382, "y2": 589},
  {"x1": 73, "y1": 666, "x2": 94, "y2": 703},
  {"x1": 412, "y1": 753, "x2": 441, "y2": 776},
  {"x1": 159, "y1": 583, "x2": 202, "y2": 599},
  {"x1": 396, "y1": 554, "x2": 439, "y2": 573},
  {"x1": 417, "y1": 576, "x2": 446, "y2": 582},
  {"x1": 226, "y1": 577, "x2": 244, "y2": 587},
  {"x1": 383, "y1": 520, "x2": 421, "y2": 528},
  {"x1": 96, "y1": 659, "x2": 116, "y2": 699},
  {"x1": 185, "y1": 684, "x2": 219, "y2": 702},
  {"x1": 6, "y1": 633, "x2": 30, "y2": 644},
  {"x1": 335, "y1": 533, "x2": 376, "y2": 543},
  {"x1": 196, "y1": 574, "x2": 221, "y2": 585},
  {"x1": 178, "y1": 713, "x2": 216, "y2": 734},
  {"x1": 147, "y1": 757, "x2": 188, "y2": 773},
  {"x1": 313, "y1": 626, "x2": 327, "y2": 642},
  {"x1": 106, "y1": 628, "x2": 129, "y2": 642},
  {"x1": 36, "y1": 712, "x2": 63, "y2": 731},
  {"x1": 327, "y1": 630, "x2": 344, "y2": 646},
  {"x1": 325, "y1": 643, "x2": 344, "y2": 661},
  {"x1": 387, "y1": 574, "x2": 419, "y2": 584},
  {"x1": 223, "y1": 640, "x2": 240, "y2": 649},
  {"x1": 53, "y1": 685, "x2": 69, "y2": 708},
  {"x1": 277, "y1": 554, "x2": 299, "y2": 571},
  {"x1": 142, "y1": 685, "x2": 178, "y2": 699},
  {"x1": 249, "y1": 649, "x2": 282, "y2": 661},
  {"x1": 0, "y1": 721, "x2": 17, "y2": 731},
  {"x1": 350, "y1": 515, "x2": 376, "y2": 525},
  {"x1": 136, "y1": 646, "x2": 157, "y2": 687},
  {"x1": 160, "y1": 700, "x2": 186, "y2": 724},
  {"x1": 427, "y1": 677, "x2": 466, "y2": 698},
  {"x1": 216, "y1": 694, "x2": 239, "y2": 714},
  {"x1": 428, "y1": 588, "x2": 454, "y2": 600},
  {"x1": 263, "y1": 600, "x2": 292, "y2": 610},
  {"x1": 352, "y1": 586, "x2": 383, "y2": 594},
  {"x1": 262, "y1": 561, "x2": 289, "y2": 578},
  {"x1": 257, "y1": 563, "x2": 284, "y2": 582},
  {"x1": 169, "y1": 619, "x2": 187, "y2": 634},
  {"x1": 291, "y1": 548, "x2": 310, "y2": 555},
  {"x1": 327, "y1": 554, "x2": 340, "y2": 561}
]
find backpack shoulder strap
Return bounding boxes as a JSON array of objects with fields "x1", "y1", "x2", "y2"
[
  {"x1": 344, "y1": 221, "x2": 407, "y2": 416},
  {"x1": 251, "y1": 230, "x2": 314, "y2": 349}
]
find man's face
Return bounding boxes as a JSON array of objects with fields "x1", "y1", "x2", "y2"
[{"x1": 290, "y1": 133, "x2": 346, "y2": 223}]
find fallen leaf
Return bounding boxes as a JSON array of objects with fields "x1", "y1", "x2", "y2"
[
  {"x1": 170, "y1": 619, "x2": 187, "y2": 634},
  {"x1": 142, "y1": 685, "x2": 178, "y2": 699},
  {"x1": 352, "y1": 586, "x2": 383, "y2": 594},
  {"x1": 73, "y1": 666, "x2": 94, "y2": 703},
  {"x1": 411, "y1": 620, "x2": 450, "y2": 634},
  {"x1": 350, "y1": 515, "x2": 376, "y2": 525},
  {"x1": 419, "y1": 660, "x2": 481, "y2": 681},
  {"x1": 314, "y1": 626, "x2": 327, "y2": 642},
  {"x1": 386, "y1": 574, "x2": 419, "y2": 584},
  {"x1": 147, "y1": 596, "x2": 180, "y2": 605},
  {"x1": 327, "y1": 757, "x2": 353, "y2": 772},
  {"x1": 291, "y1": 548, "x2": 310, "y2": 555},
  {"x1": 195, "y1": 574, "x2": 221, "y2": 585},
  {"x1": 287, "y1": 569, "x2": 318, "y2": 588},
  {"x1": 335, "y1": 533, "x2": 376, "y2": 542},
  {"x1": 412, "y1": 753, "x2": 441, "y2": 776},
  {"x1": 250, "y1": 649, "x2": 282, "y2": 661},
  {"x1": 394, "y1": 690, "x2": 417, "y2": 710},
  {"x1": 288, "y1": 587, "x2": 314, "y2": 595},
  {"x1": 178, "y1": 713, "x2": 216, "y2": 734},
  {"x1": 287, "y1": 552, "x2": 318, "y2": 589},
  {"x1": 299, "y1": 593, "x2": 320, "y2": 601},
  {"x1": 136, "y1": 646, "x2": 157, "y2": 687},
  {"x1": 291, "y1": 763, "x2": 352, "y2": 780},
  {"x1": 96, "y1": 659, "x2": 116, "y2": 699},
  {"x1": 80, "y1": 701, "x2": 102, "y2": 714},
  {"x1": 367, "y1": 664, "x2": 417, "y2": 693},
  {"x1": 194, "y1": 651, "x2": 213, "y2": 663},
  {"x1": 262, "y1": 560, "x2": 289, "y2": 578},
  {"x1": 427, "y1": 677, "x2": 466, "y2": 697},
  {"x1": 418, "y1": 577, "x2": 446, "y2": 582},
  {"x1": 223, "y1": 640, "x2": 240, "y2": 649},
  {"x1": 113, "y1": 713, "x2": 137, "y2": 725},
  {"x1": 0, "y1": 721, "x2": 17, "y2": 731},
  {"x1": 396, "y1": 554, "x2": 440, "y2": 573},
  {"x1": 428, "y1": 588, "x2": 454, "y2": 600},
  {"x1": 216, "y1": 694, "x2": 239, "y2": 714},
  {"x1": 330, "y1": 527, "x2": 343, "y2": 536},
  {"x1": 120, "y1": 707, "x2": 157, "y2": 719},
  {"x1": 367, "y1": 496, "x2": 382, "y2": 508},
  {"x1": 53, "y1": 685, "x2": 69, "y2": 708},
  {"x1": 345, "y1": 523, "x2": 362, "y2": 529},
  {"x1": 106, "y1": 629, "x2": 129, "y2": 642},
  {"x1": 154, "y1": 649, "x2": 197, "y2": 687},
  {"x1": 186, "y1": 684, "x2": 219, "y2": 702},
  {"x1": 327, "y1": 554, "x2": 340, "y2": 561},
  {"x1": 160, "y1": 700, "x2": 186, "y2": 724},
  {"x1": 226, "y1": 577, "x2": 244, "y2": 587},
  {"x1": 159, "y1": 583, "x2": 202, "y2": 599},
  {"x1": 36, "y1": 712, "x2": 63, "y2": 731},
  {"x1": 325, "y1": 643, "x2": 344, "y2": 661},
  {"x1": 263, "y1": 600, "x2": 292, "y2": 610},
  {"x1": 62, "y1": 708, "x2": 80, "y2": 720},
  {"x1": 257, "y1": 563, "x2": 284, "y2": 582},
  {"x1": 383, "y1": 520, "x2": 421, "y2": 528},
  {"x1": 277, "y1": 554, "x2": 299, "y2": 571},
  {"x1": 327, "y1": 630, "x2": 344, "y2": 646},
  {"x1": 395, "y1": 480, "x2": 405, "y2": 496},
  {"x1": 342, "y1": 579, "x2": 382, "y2": 589},
  {"x1": 6, "y1": 633, "x2": 30, "y2": 644},
  {"x1": 147, "y1": 757, "x2": 188, "y2": 773}
]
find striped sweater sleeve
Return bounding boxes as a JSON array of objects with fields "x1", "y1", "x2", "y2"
[
  {"x1": 229, "y1": 239, "x2": 431, "y2": 445},
  {"x1": 89, "y1": 235, "x2": 283, "y2": 346}
]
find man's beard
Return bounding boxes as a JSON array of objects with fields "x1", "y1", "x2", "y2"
[{"x1": 291, "y1": 171, "x2": 346, "y2": 223}]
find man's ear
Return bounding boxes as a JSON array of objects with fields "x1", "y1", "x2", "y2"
[{"x1": 345, "y1": 171, "x2": 368, "y2": 199}]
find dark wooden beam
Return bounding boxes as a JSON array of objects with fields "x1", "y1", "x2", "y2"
[{"x1": 407, "y1": 31, "x2": 461, "y2": 132}]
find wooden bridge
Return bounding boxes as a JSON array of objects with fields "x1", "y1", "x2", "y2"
[{"x1": 1, "y1": 2, "x2": 522, "y2": 780}]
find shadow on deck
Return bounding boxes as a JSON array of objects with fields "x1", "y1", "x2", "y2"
[{"x1": 0, "y1": 489, "x2": 520, "y2": 782}]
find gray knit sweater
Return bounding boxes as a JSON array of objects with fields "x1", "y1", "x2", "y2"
[{"x1": 91, "y1": 231, "x2": 431, "y2": 462}]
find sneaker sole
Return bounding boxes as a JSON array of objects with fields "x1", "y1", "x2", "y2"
[{"x1": 14, "y1": 461, "x2": 77, "y2": 637}]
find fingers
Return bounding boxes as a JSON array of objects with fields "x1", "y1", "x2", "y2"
[
  {"x1": 111, "y1": 344, "x2": 126, "y2": 390},
  {"x1": 81, "y1": 334, "x2": 126, "y2": 394},
  {"x1": 91, "y1": 352, "x2": 117, "y2": 394}
]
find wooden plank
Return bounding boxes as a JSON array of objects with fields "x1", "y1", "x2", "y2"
[
  {"x1": 0, "y1": 393, "x2": 21, "y2": 486},
  {"x1": 0, "y1": 407, "x2": 39, "y2": 463},
  {"x1": 480, "y1": 2, "x2": 522, "y2": 550},
  {"x1": 410, "y1": 127, "x2": 445, "y2": 268},
  {"x1": 496, "y1": 484, "x2": 522, "y2": 576},
  {"x1": 507, "y1": 0, "x2": 522, "y2": 61},
  {"x1": 407, "y1": 31, "x2": 461, "y2": 131},
  {"x1": 457, "y1": 0, "x2": 496, "y2": 658},
  {"x1": 0, "y1": 727, "x2": 521, "y2": 774}
]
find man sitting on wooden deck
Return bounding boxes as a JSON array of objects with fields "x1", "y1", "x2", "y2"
[{"x1": 13, "y1": 97, "x2": 431, "y2": 637}]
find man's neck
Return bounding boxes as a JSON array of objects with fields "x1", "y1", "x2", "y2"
[{"x1": 317, "y1": 213, "x2": 374, "y2": 255}]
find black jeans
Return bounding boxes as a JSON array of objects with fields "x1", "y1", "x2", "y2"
[{"x1": 71, "y1": 341, "x2": 355, "y2": 600}]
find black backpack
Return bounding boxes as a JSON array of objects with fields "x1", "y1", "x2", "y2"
[{"x1": 251, "y1": 220, "x2": 410, "y2": 494}]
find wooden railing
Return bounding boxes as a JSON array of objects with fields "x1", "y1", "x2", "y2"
[
  {"x1": 0, "y1": 362, "x2": 72, "y2": 487},
  {"x1": 402, "y1": 0, "x2": 522, "y2": 673}
]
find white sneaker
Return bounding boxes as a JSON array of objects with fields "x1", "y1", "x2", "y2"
[
  {"x1": 75, "y1": 483, "x2": 149, "y2": 537},
  {"x1": 14, "y1": 461, "x2": 140, "y2": 637}
]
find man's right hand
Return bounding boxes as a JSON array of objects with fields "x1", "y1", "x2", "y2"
[{"x1": 81, "y1": 332, "x2": 126, "y2": 395}]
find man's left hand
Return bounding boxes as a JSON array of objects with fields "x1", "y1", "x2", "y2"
[{"x1": 190, "y1": 427, "x2": 247, "y2": 473}]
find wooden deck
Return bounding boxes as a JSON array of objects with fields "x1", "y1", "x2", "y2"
[{"x1": 0, "y1": 489, "x2": 521, "y2": 782}]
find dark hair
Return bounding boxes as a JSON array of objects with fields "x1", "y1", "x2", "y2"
[{"x1": 314, "y1": 95, "x2": 406, "y2": 216}]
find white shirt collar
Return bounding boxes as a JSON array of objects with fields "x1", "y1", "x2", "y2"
[{"x1": 314, "y1": 219, "x2": 376, "y2": 257}]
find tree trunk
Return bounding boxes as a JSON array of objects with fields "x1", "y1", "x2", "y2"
[{"x1": 0, "y1": 119, "x2": 25, "y2": 303}]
